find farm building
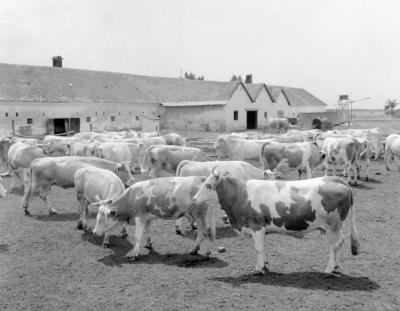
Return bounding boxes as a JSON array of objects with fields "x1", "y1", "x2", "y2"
[{"x1": 0, "y1": 60, "x2": 327, "y2": 135}]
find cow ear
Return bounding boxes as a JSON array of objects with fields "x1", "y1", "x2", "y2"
[
  {"x1": 117, "y1": 164, "x2": 122, "y2": 172},
  {"x1": 109, "y1": 210, "x2": 117, "y2": 217}
]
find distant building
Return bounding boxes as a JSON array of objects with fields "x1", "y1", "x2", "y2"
[{"x1": 0, "y1": 61, "x2": 327, "y2": 136}]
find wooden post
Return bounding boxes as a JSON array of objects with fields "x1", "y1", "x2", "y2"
[{"x1": 11, "y1": 120, "x2": 15, "y2": 136}]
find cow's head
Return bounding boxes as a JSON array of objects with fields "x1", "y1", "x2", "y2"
[
  {"x1": 92, "y1": 201, "x2": 119, "y2": 236},
  {"x1": 117, "y1": 163, "x2": 135, "y2": 187},
  {"x1": 193, "y1": 167, "x2": 227, "y2": 204},
  {"x1": 0, "y1": 177, "x2": 7, "y2": 198},
  {"x1": 263, "y1": 169, "x2": 275, "y2": 180}
]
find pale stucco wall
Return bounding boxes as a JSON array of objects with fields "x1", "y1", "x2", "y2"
[
  {"x1": 0, "y1": 102, "x2": 160, "y2": 136},
  {"x1": 273, "y1": 93, "x2": 294, "y2": 118},
  {"x1": 160, "y1": 105, "x2": 225, "y2": 132}
]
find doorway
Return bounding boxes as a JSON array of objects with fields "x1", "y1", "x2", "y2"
[
  {"x1": 49, "y1": 118, "x2": 81, "y2": 135},
  {"x1": 53, "y1": 118, "x2": 66, "y2": 134},
  {"x1": 247, "y1": 111, "x2": 257, "y2": 129}
]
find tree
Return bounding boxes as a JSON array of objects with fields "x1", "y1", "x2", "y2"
[
  {"x1": 182, "y1": 71, "x2": 205, "y2": 80},
  {"x1": 230, "y1": 74, "x2": 242, "y2": 82},
  {"x1": 384, "y1": 98, "x2": 398, "y2": 116}
]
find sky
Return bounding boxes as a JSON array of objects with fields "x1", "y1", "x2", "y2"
[{"x1": 1, "y1": 0, "x2": 399, "y2": 109}]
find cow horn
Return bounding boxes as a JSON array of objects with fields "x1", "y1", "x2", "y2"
[{"x1": 212, "y1": 166, "x2": 219, "y2": 177}]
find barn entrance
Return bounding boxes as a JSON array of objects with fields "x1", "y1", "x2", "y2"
[
  {"x1": 48, "y1": 118, "x2": 80, "y2": 135},
  {"x1": 247, "y1": 111, "x2": 257, "y2": 129}
]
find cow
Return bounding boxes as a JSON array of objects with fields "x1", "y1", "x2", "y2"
[
  {"x1": 66, "y1": 141, "x2": 98, "y2": 157},
  {"x1": 268, "y1": 118, "x2": 289, "y2": 132},
  {"x1": 43, "y1": 135, "x2": 80, "y2": 145},
  {"x1": 91, "y1": 141, "x2": 142, "y2": 172},
  {"x1": 74, "y1": 166, "x2": 126, "y2": 246},
  {"x1": 384, "y1": 134, "x2": 400, "y2": 171},
  {"x1": 0, "y1": 136, "x2": 11, "y2": 175},
  {"x1": 214, "y1": 136, "x2": 276, "y2": 162},
  {"x1": 0, "y1": 176, "x2": 7, "y2": 198},
  {"x1": 142, "y1": 145, "x2": 210, "y2": 178},
  {"x1": 164, "y1": 133, "x2": 187, "y2": 146},
  {"x1": 261, "y1": 141, "x2": 322, "y2": 179},
  {"x1": 6, "y1": 141, "x2": 67, "y2": 192},
  {"x1": 193, "y1": 169, "x2": 360, "y2": 275},
  {"x1": 333, "y1": 128, "x2": 383, "y2": 160},
  {"x1": 175, "y1": 160, "x2": 275, "y2": 235},
  {"x1": 139, "y1": 131, "x2": 160, "y2": 138},
  {"x1": 92, "y1": 176, "x2": 216, "y2": 260},
  {"x1": 22, "y1": 156, "x2": 135, "y2": 215},
  {"x1": 321, "y1": 136, "x2": 361, "y2": 186}
]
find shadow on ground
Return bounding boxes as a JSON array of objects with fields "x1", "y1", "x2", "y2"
[
  {"x1": 211, "y1": 270, "x2": 380, "y2": 292},
  {"x1": 33, "y1": 213, "x2": 80, "y2": 222},
  {"x1": 81, "y1": 232, "x2": 228, "y2": 269}
]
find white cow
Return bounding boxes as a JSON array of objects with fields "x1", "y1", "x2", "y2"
[{"x1": 384, "y1": 134, "x2": 400, "y2": 171}]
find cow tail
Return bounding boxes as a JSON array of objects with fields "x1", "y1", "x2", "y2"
[
  {"x1": 176, "y1": 160, "x2": 190, "y2": 176},
  {"x1": 349, "y1": 189, "x2": 360, "y2": 255}
]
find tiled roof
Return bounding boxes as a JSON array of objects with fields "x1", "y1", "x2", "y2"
[
  {"x1": 267, "y1": 85, "x2": 327, "y2": 107},
  {"x1": 162, "y1": 100, "x2": 227, "y2": 107},
  {"x1": 0, "y1": 63, "x2": 239, "y2": 104}
]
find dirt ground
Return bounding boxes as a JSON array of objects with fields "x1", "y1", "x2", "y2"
[{"x1": 1, "y1": 130, "x2": 400, "y2": 310}]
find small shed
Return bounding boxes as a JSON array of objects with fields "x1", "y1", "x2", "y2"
[
  {"x1": 141, "y1": 114, "x2": 160, "y2": 132},
  {"x1": 312, "y1": 117, "x2": 332, "y2": 130}
]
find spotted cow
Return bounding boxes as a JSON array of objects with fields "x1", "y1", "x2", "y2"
[
  {"x1": 261, "y1": 141, "x2": 322, "y2": 179},
  {"x1": 193, "y1": 169, "x2": 360, "y2": 275},
  {"x1": 92, "y1": 176, "x2": 216, "y2": 260},
  {"x1": 321, "y1": 136, "x2": 361, "y2": 186}
]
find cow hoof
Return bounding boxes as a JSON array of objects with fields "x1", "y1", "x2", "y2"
[
  {"x1": 365, "y1": 177, "x2": 369, "y2": 181},
  {"x1": 84, "y1": 227, "x2": 92, "y2": 235},
  {"x1": 121, "y1": 233, "x2": 128, "y2": 240},
  {"x1": 189, "y1": 249, "x2": 199, "y2": 255},
  {"x1": 102, "y1": 243, "x2": 110, "y2": 249},
  {"x1": 144, "y1": 242, "x2": 153, "y2": 250},
  {"x1": 126, "y1": 255, "x2": 139, "y2": 262},
  {"x1": 24, "y1": 209, "x2": 30, "y2": 216},
  {"x1": 49, "y1": 210, "x2": 58, "y2": 215},
  {"x1": 77, "y1": 221, "x2": 83, "y2": 230},
  {"x1": 175, "y1": 229, "x2": 182, "y2": 236}
]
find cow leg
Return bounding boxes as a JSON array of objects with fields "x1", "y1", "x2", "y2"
[
  {"x1": 144, "y1": 221, "x2": 153, "y2": 250},
  {"x1": 126, "y1": 216, "x2": 146, "y2": 260},
  {"x1": 22, "y1": 168, "x2": 30, "y2": 194},
  {"x1": 252, "y1": 229, "x2": 267, "y2": 274},
  {"x1": 324, "y1": 230, "x2": 345, "y2": 276},
  {"x1": 348, "y1": 163, "x2": 357, "y2": 186},
  {"x1": 41, "y1": 185, "x2": 57, "y2": 215},
  {"x1": 21, "y1": 179, "x2": 40, "y2": 215},
  {"x1": 305, "y1": 163, "x2": 312, "y2": 179},
  {"x1": 384, "y1": 149, "x2": 392, "y2": 171},
  {"x1": 76, "y1": 191, "x2": 88, "y2": 230},
  {"x1": 365, "y1": 156, "x2": 370, "y2": 181}
]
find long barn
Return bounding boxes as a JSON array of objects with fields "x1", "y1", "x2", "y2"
[{"x1": 0, "y1": 60, "x2": 327, "y2": 136}]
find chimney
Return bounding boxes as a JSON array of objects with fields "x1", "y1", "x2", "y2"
[
  {"x1": 245, "y1": 74, "x2": 253, "y2": 84},
  {"x1": 52, "y1": 56, "x2": 63, "y2": 68}
]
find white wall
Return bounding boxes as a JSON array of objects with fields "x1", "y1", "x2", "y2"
[{"x1": 0, "y1": 102, "x2": 160, "y2": 136}]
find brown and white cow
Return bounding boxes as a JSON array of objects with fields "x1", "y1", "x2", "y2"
[
  {"x1": 142, "y1": 145, "x2": 210, "y2": 178},
  {"x1": 92, "y1": 176, "x2": 216, "y2": 260},
  {"x1": 175, "y1": 160, "x2": 275, "y2": 235},
  {"x1": 261, "y1": 141, "x2": 322, "y2": 179},
  {"x1": 384, "y1": 134, "x2": 400, "y2": 171},
  {"x1": 22, "y1": 156, "x2": 134, "y2": 215},
  {"x1": 214, "y1": 136, "x2": 276, "y2": 162},
  {"x1": 74, "y1": 166, "x2": 126, "y2": 245},
  {"x1": 334, "y1": 128, "x2": 383, "y2": 160},
  {"x1": 193, "y1": 169, "x2": 360, "y2": 275},
  {"x1": 321, "y1": 136, "x2": 361, "y2": 186}
]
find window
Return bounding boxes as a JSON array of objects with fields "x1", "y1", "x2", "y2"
[
  {"x1": 16, "y1": 112, "x2": 19, "y2": 117},
  {"x1": 5, "y1": 113, "x2": 8, "y2": 117},
  {"x1": 86, "y1": 117, "x2": 91, "y2": 123},
  {"x1": 111, "y1": 116, "x2": 115, "y2": 122},
  {"x1": 27, "y1": 118, "x2": 33, "y2": 124},
  {"x1": 264, "y1": 112, "x2": 267, "y2": 118},
  {"x1": 135, "y1": 116, "x2": 139, "y2": 121},
  {"x1": 233, "y1": 111, "x2": 238, "y2": 120}
]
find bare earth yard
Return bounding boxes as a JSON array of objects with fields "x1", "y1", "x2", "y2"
[{"x1": 1, "y1": 127, "x2": 400, "y2": 310}]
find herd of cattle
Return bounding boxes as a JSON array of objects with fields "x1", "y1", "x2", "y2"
[{"x1": 1, "y1": 127, "x2": 400, "y2": 276}]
